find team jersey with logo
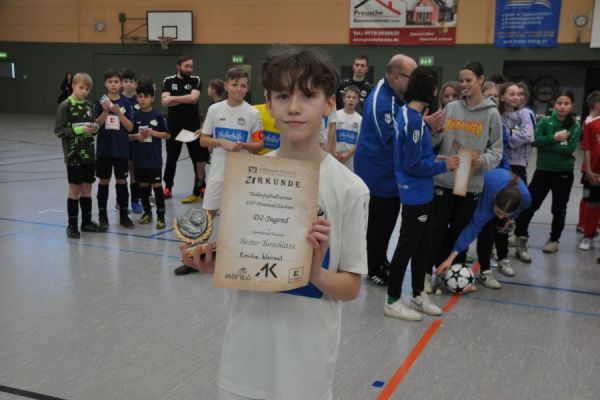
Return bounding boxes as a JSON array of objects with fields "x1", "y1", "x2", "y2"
[
  {"x1": 55, "y1": 97, "x2": 97, "y2": 165},
  {"x1": 354, "y1": 78, "x2": 404, "y2": 197},
  {"x1": 94, "y1": 95, "x2": 133, "y2": 160},
  {"x1": 254, "y1": 103, "x2": 280, "y2": 154},
  {"x1": 217, "y1": 153, "x2": 369, "y2": 400},
  {"x1": 162, "y1": 74, "x2": 202, "y2": 124},
  {"x1": 131, "y1": 109, "x2": 169, "y2": 170},
  {"x1": 202, "y1": 100, "x2": 262, "y2": 182},
  {"x1": 335, "y1": 109, "x2": 362, "y2": 171},
  {"x1": 123, "y1": 94, "x2": 141, "y2": 120},
  {"x1": 582, "y1": 115, "x2": 600, "y2": 173}
]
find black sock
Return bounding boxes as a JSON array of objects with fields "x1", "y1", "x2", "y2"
[
  {"x1": 97, "y1": 184, "x2": 109, "y2": 219},
  {"x1": 130, "y1": 182, "x2": 140, "y2": 203},
  {"x1": 153, "y1": 186, "x2": 166, "y2": 220},
  {"x1": 141, "y1": 185, "x2": 152, "y2": 215},
  {"x1": 115, "y1": 183, "x2": 129, "y2": 219},
  {"x1": 193, "y1": 175, "x2": 200, "y2": 196},
  {"x1": 79, "y1": 197, "x2": 92, "y2": 224},
  {"x1": 67, "y1": 198, "x2": 78, "y2": 226}
]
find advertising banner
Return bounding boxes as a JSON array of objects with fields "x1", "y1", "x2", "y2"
[
  {"x1": 494, "y1": 0, "x2": 562, "y2": 48},
  {"x1": 349, "y1": 0, "x2": 458, "y2": 46}
]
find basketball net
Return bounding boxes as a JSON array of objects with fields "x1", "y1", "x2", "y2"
[{"x1": 158, "y1": 36, "x2": 172, "y2": 50}]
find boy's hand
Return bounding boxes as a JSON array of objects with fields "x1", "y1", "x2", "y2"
[
  {"x1": 444, "y1": 154, "x2": 460, "y2": 171},
  {"x1": 101, "y1": 99, "x2": 112, "y2": 112},
  {"x1": 221, "y1": 140, "x2": 242, "y2": 151},
  {"x1": 179, "y1": 243, "x2": 216, "y2": 274},
  {"x1": 335, "y1": 152, "x2": 349, "y2": 163},
  {"x1": 307, "y1": 218, "x2": 330, "y2": 282},
  {"x1": 553, "y1": 129, "x2": 568, "y2": 142},
  {"x1": 109, "y1": 102, "x2": 121, "y2": 114},
  {"x1": 586, "y1": 170, "x2": 600, "y2": 186},
  {"x1": 83, "y1": 123, "x2": 95, "y2": 134},
  {"x1": 471, "y1": 156, "x2": 483, "y2": 170}
]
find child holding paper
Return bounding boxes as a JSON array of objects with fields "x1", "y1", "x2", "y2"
[{"x1": 182, "y1": 46, "x2": 369, "y2": 400}]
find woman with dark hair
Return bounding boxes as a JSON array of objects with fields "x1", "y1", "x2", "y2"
[
  {"x1": 428, "y1": 61, "x2": 504, "y2": 290},
  {"x1": 57, "y1": 72, "x2": 73, "y2": 104},
  {"x1": 514, "y1": 90, "x2": 581, "y2": 259},
  {"x1": 437, "y1": 169, "x2": 531, "y2": 284},
  {"x1": 384, "y1": 66, "x2": 460, "y2": 321}
]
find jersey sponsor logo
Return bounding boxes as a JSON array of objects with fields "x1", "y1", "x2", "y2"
[
  {"x1": 263, "y1": 131, "x2": 280, "y2": 150},
  {"x1": 184, "y1": 84, "x2": 192, "y2": 90},
  {"x1": 412, "y1": 129, "x2": 421, "y2": 143},
  {"x1": 214, "y1": 127, "x2": 249, "y2": 142},
  {"x1": 336, "y1": 129, "x2": 359, "y2": 145},
  {"x1": 150, "y1": 119, "x2": 158, "y2": 126},
  {"x1": 352, "y1": 122, "x2": 359, "y2": 129},
  {"x1": 361, "y1": 89, "x2": 367, "y2": 98},
  {"x1": 237, "y1": 117, "x2": 246, "y2": 126},
  {"x1": 385, "y1": 113, "x2": 392, "y2": 124},
  {"x1": 171, "y1": 84, "x2": 178, "y2": 91},
  {"x1": 445, "y1": 117, "x2": 485, "y2": 137},
  {"x1": 418, "y1": 214, "x2": 428, "y2": 222}
]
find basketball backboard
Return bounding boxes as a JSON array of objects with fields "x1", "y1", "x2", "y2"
[{"x1": 147, "y1": 11, "x2": 193, "y2": 42}]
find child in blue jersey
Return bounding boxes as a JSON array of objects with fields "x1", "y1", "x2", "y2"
[
  {"x1": 121, "y1": 68, "x2": 143, "y2": 214},
  {"x1": 94, "y1": 69, "x2": 135, "y2": 231},
  {"x1": 385, "y1": 67, "x2": 459, "y2": 321},
  {"x1": 181, "y1": 46, "x2": 368, "y2": 400},
  {"x1": 131, "y1": 77, "x2": 170, "y2": 229},
  {"x1": 437, "y1": 169, "x2": 531, "y2": 290}
]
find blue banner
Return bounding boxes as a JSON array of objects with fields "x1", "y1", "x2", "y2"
[{"x1": 494, "y1": 0, "x2": 561, "y2": 48}]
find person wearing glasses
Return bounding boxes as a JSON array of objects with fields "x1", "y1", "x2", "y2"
[{"x1": 354, "y1": 54, "x2": 444, "y2": 286}]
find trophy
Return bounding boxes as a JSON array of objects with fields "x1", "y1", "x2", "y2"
[{"x1": 173, "y1": 208, "x2": 215, "y2": 258}]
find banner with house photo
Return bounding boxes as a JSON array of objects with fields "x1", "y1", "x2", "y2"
[
  {"x1": 494, "y1": 0, "x2": 562, "y2": 48},
  {"x1": 349, "y1": 0, "x2": 458, "y2": 46}
]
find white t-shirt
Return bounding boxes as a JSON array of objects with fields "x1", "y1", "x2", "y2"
[
  {"x1": 202, "y1": 100, "x2": 262, "y2": 182},
  {"x1": 319, "y1": 110, "x2": 337, "y2": 144},
  {"x1": 217, "y1": 154, "x2": 369, "y2": 400},
  {"x1": 334, "y1": 109, "x2": 362, "y2": 171}
]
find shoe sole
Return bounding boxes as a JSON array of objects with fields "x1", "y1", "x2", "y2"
[
  {"x1": 516, "y1": 253, "x2": 532, "y2": 263},
  {"x1": 479, "y1": 279, "x2": 501, "y2": 289},
  {"x1": 383, "y1": 309, "x2": 423, "y2": 321},
  {"x1": 410, "y1": 303, "x2": 442, "y2": 316},
  {"x1": 498, "y1": 269, "x2": 515, "y2": 277}
]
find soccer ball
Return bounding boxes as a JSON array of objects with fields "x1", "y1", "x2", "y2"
[{"x1": 443, "y1": 264, "x2": 475, "y2": 294}]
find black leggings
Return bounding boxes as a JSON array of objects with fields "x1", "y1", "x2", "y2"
[
  {"x1": 387, "y1": 202, "x2": 432, "y2": 299},
  {"x1": 431, "y1": 187, "x2": 479, "y2": 272},
  {"x1": 477, "y1": 217, "x2": 509, "y2": 272},
  {"x1": 515, "y1": 170, "x2": 574, "y2": 241},
  {"x1": 366, "y1": 195, "x2": 400, "y2": 276}
]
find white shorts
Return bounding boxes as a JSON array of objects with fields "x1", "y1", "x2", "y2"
[{"x1": 202, "y1": 179, "x2": 223, "y2": 211}]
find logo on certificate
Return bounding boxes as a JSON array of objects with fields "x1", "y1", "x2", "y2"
[
  {"x1": 248, "y1": 166, "x2": 258, "y2": 173},
  {"x1": 255, "y1": 262, "x2": 278, "y2": 279},
  {"x1": 288, "y1": 267, "x2": 304, "y2": 283}
]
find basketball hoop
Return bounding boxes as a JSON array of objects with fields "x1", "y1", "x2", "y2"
[{"x1": 158, "y1": 36, "x2": 172, "y2": 50}]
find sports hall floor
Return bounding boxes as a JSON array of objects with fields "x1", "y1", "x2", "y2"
[{"x1": 1, "y1": 113, "x2": 599, "y2": 400}]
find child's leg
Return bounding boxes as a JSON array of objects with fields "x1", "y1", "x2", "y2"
[
  {"x1": 152, "y1": 183, "x2": 165, "y2": 223},
  {"x1": 129, "y1": 159, "x2": 141, "y2": 209},
  {"x1": 578, "y1": 197, "x2": 587, "y2": 230},
  {"x1": 139, "y1": 183, "x2": 152, "y2": 214},
  {"x1": 68, "y1": 183, "x2": 82, "y2": 226},
  {"x1": 584, "y1": 202, "x2": 600, "y2": 238},
  {"x1": 115, "y1": 159, "x2": 132, "y2": 226},
  {"x1": 548, "y1": 171, "x2": 574, "y2": 242}
]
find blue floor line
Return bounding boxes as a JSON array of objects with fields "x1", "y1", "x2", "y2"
[
  {"x1": 497, "y1": 279, "x2": 600, "y2": 297},
  {"x1": 0, "y1": 216, "x2": 180, "y2": 243},
  {"x1": 464, "y1": 295, "x2": 600, "y2": 319},
  {"x1": 149, "y1": 228, "x2": 174, "y2": 237}
]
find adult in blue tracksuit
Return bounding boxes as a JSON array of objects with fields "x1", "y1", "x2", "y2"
[
  {"x1": 354, "y1": 54, "x2": 419, "y2": 285},
  {"x1": 384, "y1": 67, "x2": 460, "y2": 321},
  {"x1": 437, "y1": 168, "x2": 531, "y2": 289}
]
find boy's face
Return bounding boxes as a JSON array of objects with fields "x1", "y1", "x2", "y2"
[
  {"x1": 105, "y1": 76, "x2": 122, "y2": 95},
  {"x1": 225, "y1": 77, "x2": 249, "y2": 103},
  {"x1": 122, "y1": 78, "x2": 137, "y2": 94},
  {"x1": 72, "y1": 83, "x2": 91, "y2": 101},
  {"x1": 268, "y1": 87, "x2": 334, "y2": 145},
  {"x1": 343, "y1": 91, "x2": 358, "y2": 110},
  {"x1": 136, "y1": 93, "x2": 154, "y2": 111},
  {"x1": 207, "y1": 85, "x2": 215, "y2": 98}
]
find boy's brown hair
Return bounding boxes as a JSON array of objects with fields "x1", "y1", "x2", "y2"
[
  {"x1": 226, "y1": 67, "x2": 249, "y2": 82},
  {"x1": 72, "y1": 73, "x2": 93, "y2": 88},
  {"x1": 586, "y1": 90, "x2": 600, "y2": 110},
  {"x1": 261, "y1": 46, "x2": 339, "y2": 99}
]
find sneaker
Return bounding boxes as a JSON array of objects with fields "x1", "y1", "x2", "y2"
[
  {"x1": 66, "y1": 224, "x2": 80, "y2": 239},
  {"x1": 384, "y1": 299, "x2": 422, "y2": 321},
  {"x1": 98, "y1": 218, "x2": 109, "y2": 232},
  {"x1": 424, "y1": 273, "x2": 433, "y2": 294},
  {"x1": 498, "y1": 258, "x2": 515, "y2": 277},
  {"x1": 542, "y1": 240, "x2": 559, "y2": 253},
  {"x1": 369, "y1": 266, "x2": 389, "y2": 286},
  {"x1": 507, "y1": 234, "x2": 517, "y2": 247},
  {"x1": 479, "y1": 270, "x2": 501, "y2": 289},
  {"x1": 120, "y1": 217, "x2": 135, "y2": 229},
  {"x1": 163, "y1": 187, "x2": 172, "y2": 199},
  {"x1": 131, "y1": 201, "x2": 143, "y2": 214},
  {"x1": 156, "y1": 219, "x2": 166, "y2": 229},
  {"x1": 80, "y1": 221, "x2": 100, "y2": 232},
  {"x1": 490, "y1": 253, "x2": 499, "y2": 268},
  {"x1": 579, "y1": 237, "x2": 592, "y2": 251},
  {"x1": 576, "y1": 225, "x2": 584, "y2": 233},
  {"x1": 515, "y1": 236, "x2": 532, "y2": 263},
  {"x1": 139, "y1": 213, "x2": 152, "y2": 224},
  {"x1": 181, "y1": 194, "x2": 200, "y2": 204},
  {"x1": 411, "y1": 293, "x2": 442, "y2": 316},
  {"x1": 174, "y1": 265, "x2": 197, "y2": 276}
]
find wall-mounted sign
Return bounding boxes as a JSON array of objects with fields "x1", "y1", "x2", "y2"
[
  {"x1": 495, "y1": 0, "x2": 562, "y2": 48},
  {"x1": 0, "y1": 52, "x2": 8, "y2": 59},
  {"x1": 231, "y1": 55, "x2": 245, "y2": 64},
  {"x1": 419, "y1": 56, "x2": 435, "y2": 66}
]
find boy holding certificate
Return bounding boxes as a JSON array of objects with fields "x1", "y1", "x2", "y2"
[{"x1": 181, "y1": 47, "x2": 369, "y2": 400}]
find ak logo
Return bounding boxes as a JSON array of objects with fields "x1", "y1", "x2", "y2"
[{"x1": 255, "y1": 263, "x2": 278, "y2": 278}]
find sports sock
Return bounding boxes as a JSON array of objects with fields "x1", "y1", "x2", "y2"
[
  {"x1": 97, "y1": 184, "x2": 109, "y2": 219},
  {"x1": 67, "y1": 198, "x2": 78, "y2": 226},
  {"x1": 153, "y1": 186, "x2": 166, "y2": 219},
  {"x1": 140, "y1": 185, "x2": 152, "y2": 215},
  {"x1": 130, "y1": 182, "x2": 140, "y2": 203},
  {"x1": 387, "y1": 296, "x2": 399, "y2": 305},
  {"x1": 115, "y1": 183, "x2": 129, "y2": 219},
  {"x1": 79, "y1": 197, "x2": 92, "y2": 224}
]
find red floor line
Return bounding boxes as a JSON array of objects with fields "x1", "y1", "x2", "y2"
[{"x1": 376, "y1": 262, "x2": 481, "y2": 399}]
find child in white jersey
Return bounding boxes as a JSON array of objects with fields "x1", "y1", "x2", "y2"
[
  {"x1": 182, "y1": 46, "x2": 369, "y2": 400},
  {"x1": 333, "y1": 85, "x2": 362, "y2": 171},
  {"x1": 199, "y1": 67, "x2": 263, "y2": 215}
]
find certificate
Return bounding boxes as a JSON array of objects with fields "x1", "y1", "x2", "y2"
[
  {"x1": 214, "y1": 152, "x2": 319, "y2": 292},
  {"x1": 451, "y1": 140, "x2": 481, "y2": 197},
  {"x1": 175, "y1": 129, "x2": 199, "y2": 143}
]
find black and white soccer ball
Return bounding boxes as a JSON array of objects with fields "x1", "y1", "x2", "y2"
[{"x1": 443, "y1": 264, "x2": 475, "y2": 294}]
